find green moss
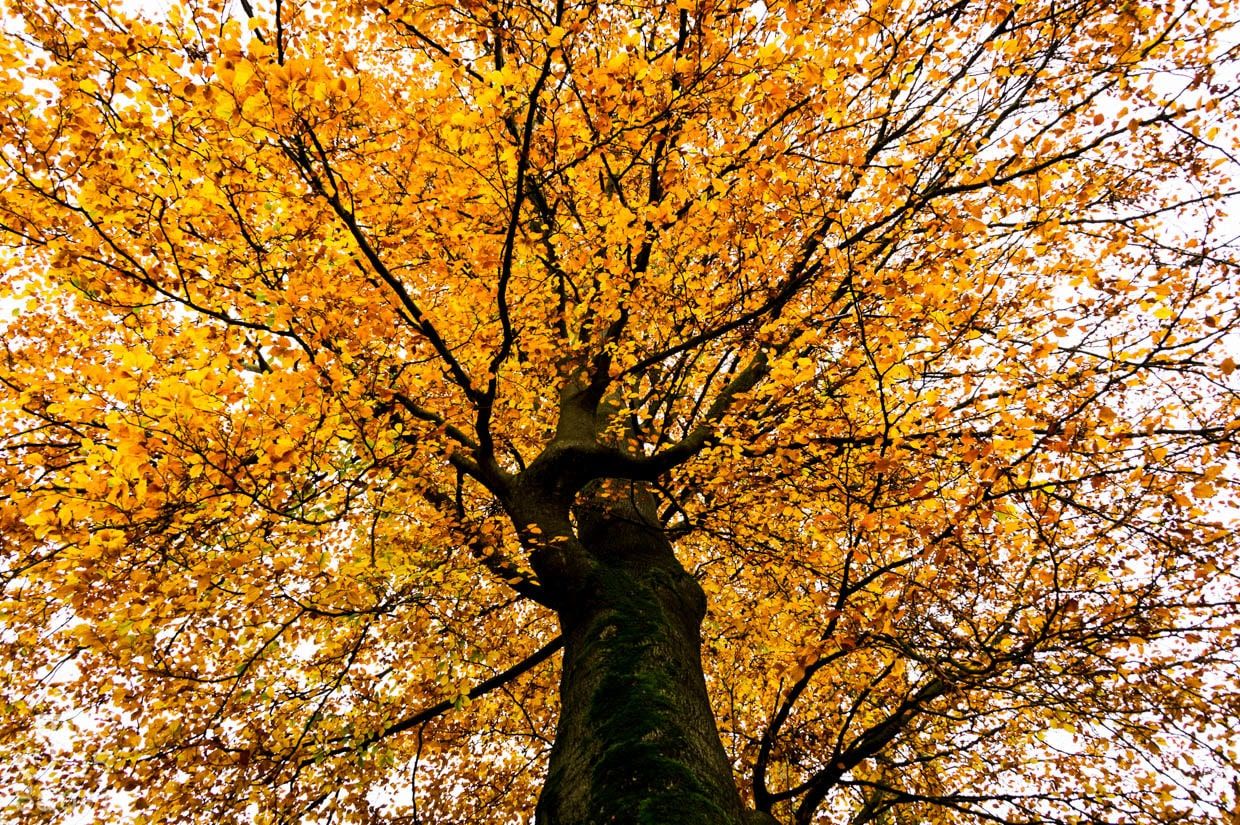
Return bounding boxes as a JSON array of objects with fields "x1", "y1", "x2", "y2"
[{"x1": 581, "y1": 575, "x2": 734, "y2": 825}]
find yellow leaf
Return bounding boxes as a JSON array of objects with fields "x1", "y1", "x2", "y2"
[{"x1": 1191, "y1": 482, "x2": 1216, "y2": 499}]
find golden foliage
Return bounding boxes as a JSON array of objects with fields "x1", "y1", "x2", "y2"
[{"x1": 1, "y1": 0, "x2": 1238, "y2": 822}]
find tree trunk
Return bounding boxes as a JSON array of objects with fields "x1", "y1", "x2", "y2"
[{"x1": 534, "y1": 500, "x2": 746, "y2": 825}]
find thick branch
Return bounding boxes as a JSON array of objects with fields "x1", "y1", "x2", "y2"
[
  {"x1": 792, "y1": 678, "x2": 948, "y2": 824},
  {"x1": 367, "y1": 635, "x2": 563, "y2": 744},
  {"x1": 303, "y1": 635, "x2": 563, "y2": 767}
]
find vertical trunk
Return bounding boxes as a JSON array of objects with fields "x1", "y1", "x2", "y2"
[{"x1": 534, "y1": 504, "x2": 746, "y2": 825}]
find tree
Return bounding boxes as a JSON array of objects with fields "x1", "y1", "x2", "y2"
[{"x1": 1, "y1": 0, "x2": 1238, "y2": 821}]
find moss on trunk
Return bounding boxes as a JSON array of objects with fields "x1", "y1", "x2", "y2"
[{"x1": 535, "y1": 502, "x2": 745, "y2": 825}]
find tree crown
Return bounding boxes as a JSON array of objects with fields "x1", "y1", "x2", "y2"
[{"x1": 1, "y1": 0, "x2": 1238, "y2": 822}]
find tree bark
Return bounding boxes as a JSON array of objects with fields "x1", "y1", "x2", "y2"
[{"x1": 534, "y1": 498, "x2": 746, "y2": 825}]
